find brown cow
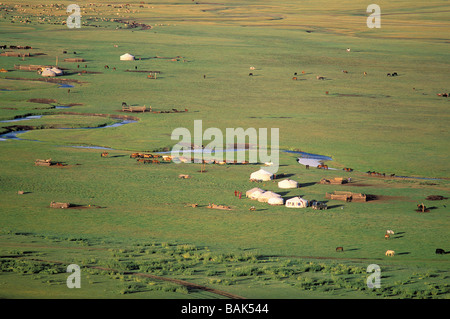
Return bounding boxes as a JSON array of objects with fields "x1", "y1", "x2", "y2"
[{"x1": 336, "y1": 247, "x2": 344, "y2": 252}]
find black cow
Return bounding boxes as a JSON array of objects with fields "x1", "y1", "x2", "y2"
[{"x1": 436, "y1": 248, "x2": 445, "y2": 255}]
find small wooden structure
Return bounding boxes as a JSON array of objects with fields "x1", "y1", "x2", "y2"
[
  {"x1": 14, "y1": 64, "x2": 51, "y2": 71},
  {"x1": 63, "y1": 58, "x2": 85, "y2": 62},
  {"x1": 50, "y1": 201, "x2": 70, "y2": 208},
  {"x1": 207, "y1": 203, "x2": 232, "y2": 210},
  {"x1": 319, "y1": 177, "x2": 347, "y2": 185},
  {"x1": 122, "y1": 103, "x2": 147, "y2": 113},
  {"x1": 1, "y1": 52, "x2": 30, "y2": 57},
  {"x1": 325, "y1": 191, "x2": 366, "y2": 202},
  {"x1": 35, "y1": 159, "x2": 52, "y2": 166}
]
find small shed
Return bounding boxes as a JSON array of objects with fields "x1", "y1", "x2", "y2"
[
  {"x1": 50, "y1": 201, "x2": 70, "y2": 208},
  {"x1": 325, "y1": 191, "x2": 366, "y2": 202},
  {"x1": 35, "y1": 159, "x2": 52, "y2": 166},
  {"x1": 63, "y1": 58, "x2": 85, "y2": 62}
]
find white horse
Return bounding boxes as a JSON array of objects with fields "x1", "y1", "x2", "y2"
[{"x1": 385, "y1": 250, "x2": 395, "y2": 256}]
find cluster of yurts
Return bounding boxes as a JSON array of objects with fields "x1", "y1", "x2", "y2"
[
  {"x1": 39, "y1": 53, "x2": 136, "y2": 77},
  {"x1": 247, "y1": 169, "x2": 309, "y2": 208}
]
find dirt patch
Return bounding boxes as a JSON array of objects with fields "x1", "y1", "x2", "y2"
[
  {"x1": 366, "y1": 195, "x2": 412, "y2": 202},
  {"x1": 68, "y1": 204, "x2": 105, "y2": 209},
  {"x1": 426, "y1": 195, "x2": 448, "y2": 201},
  {"x1": 27, "y1": 98, "x2": 57, "y2": 104}
]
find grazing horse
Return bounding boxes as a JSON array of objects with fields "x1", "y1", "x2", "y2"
[
  {"x1": 385, "y1": 250, "x2": 395, "y2": 256},
  {"x1": 292, "y1": 77, "x2": 297, "y2": 80},
  {"x1": 387, "y1": 73, "x2": 391, "y2": 76},
  {"x1": 101, "y1": 152, "x2": 108, "y2": 157},
  {"x1": 363, "y1": 72, "x2": 367, "y2": 76},
  {"x1": 249, "y1": 73, "x2": 253, "y2": 76},
  {"x1": 435, "y1": 248, "x2": 445, "y2": 255},
  {"x1": 316, "y1": 76, "x2": 325, "y2": 80},
  {"x1": 336, "y1": 247, "x2": 344, "y2": 252},
  {"x1": 386, "y1": 230, "x2": 395, "y2": 235},
  {"x1": 385, "y1": 234, "x2": 390, "y2": 240}
]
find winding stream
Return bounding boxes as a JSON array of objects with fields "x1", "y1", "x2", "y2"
[
  {"x1": 0, "y1": 114, "x2": 136, "y2": 142},
  {"x1": 0, "y1": 114, "x2": 442, "y2": 180}
]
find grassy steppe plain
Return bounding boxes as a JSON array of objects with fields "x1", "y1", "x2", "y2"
[{"x1": 0, "y1": 0, "x2": 449, "y2": 299}]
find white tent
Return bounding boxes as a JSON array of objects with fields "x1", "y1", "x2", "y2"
[
  {"x1": 268, "y1": 196, "x2": 284, "y2": 206},
  {"x1": 278, "y1": 179, "x2": 298, "y2": 189},
  {"x1": 120, "y1": 53, "x2": 135, "y2": 61},
  {"x1": 285, "y1": 196, "x2": 308, "y2": 208},
  {"x1": 249, "y1": 190, "x2": 265, "y2": 200},
  {"x1": 246, "y1": 187, "x2": 265, "y2": 198},
  {"x1": 41, "y1": 68, "x2": 56, "y2": 77},
  {"x1": 250, "y1": 169, "x2": 273, "y2": 181},
  {"x1": 258, "y1": 191, "x2": 281, "y2": 203},
  {"x1": 50, "y1": 67, "x2": 63, "y2": 76}
]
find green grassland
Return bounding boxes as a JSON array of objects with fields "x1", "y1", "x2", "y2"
[{"x1": 0, "y1": 0, "x2": 449, "y2": 299}]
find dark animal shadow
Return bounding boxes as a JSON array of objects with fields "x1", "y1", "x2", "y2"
[
  {"x1": 346, "y1": 248, "x2": 360, "y2": 251},
  {"x1": 299, "y1": 182, "x2": 317, "y2": 187},
  {"x1": 397, "y1": 252, "x2": 410, "y2": 255},
  {"x1": 327, "y1": 204, "x2": 344, "y2": 209},
  {"x1": 109, "y1": 155, "x2": 126, "y2": 158},
  {"x1": 274, "y1": 173, "x2": 295, "y2": 179}
]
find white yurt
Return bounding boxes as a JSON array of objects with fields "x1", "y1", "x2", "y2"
[
  {"x1": 249, "y1": 189, "x2": 265, "y2": 200},
  {"x1": 285, "y1": 196, "x2": 308, "y2": 208},
  {"x1": 120, "y1": 53, "x2": 135, "y2": 61},
  {"x1": 250, "y1": 169, "x2": 273, "y2": 181},
  {"x1": 41, "y1": 68, "x2": 56, "y2": 77},
  {"x1": 258, "y1": 191, "x2": 281, "y2": 203},
  {"x1": 278, "y1": 179, "x2": 298, "y2": 189},
  {"x1": 246, "y1": 187, "x2": 265, "y2": 198},
  {"x1": 51, "y1": 67, "x2": 63, "y2": 76},
  {"x1": 268, "y1": 196, "x2": 284, "y2": 206}
]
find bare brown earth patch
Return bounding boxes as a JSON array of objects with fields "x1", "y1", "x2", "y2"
[
  {"x1": 27, "y1": 98, "x2": 57, "y2": 104},
  {"x1": 366, "y1": 194, "x2": 412, "y2": 202}
]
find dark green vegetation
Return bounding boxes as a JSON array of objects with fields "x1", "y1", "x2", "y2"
[{"x1": 0, "y1": 0, "x2": 449, "y2": 298}]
